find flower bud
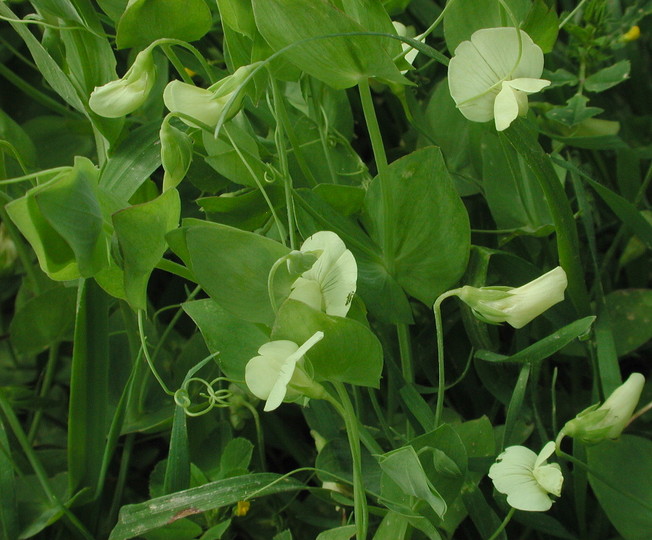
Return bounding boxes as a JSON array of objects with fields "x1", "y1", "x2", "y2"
[
  {"x1": 0, "y1": 222, "x2": 18, "y2": 276},
  {"x1": 458, "y1": 266, "x2": 568, "y2": 329},
  {"x1": 89, "y1": 48, "x2": 156, "y2": 118},
  {"x1": 163, "y1": 63, "x2": 259, "y2": 129},
  {"x1": 160, "y1": 117, "x2": 193, "y2": 191},
  {"x1": 561, "y1": 373, "x2": 645, "y2": 444}
]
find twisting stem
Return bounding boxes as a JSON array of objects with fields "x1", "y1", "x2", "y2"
[
  {"x1": 433, "y1": 289, "x2": 462, "y2": 427},
  {"x1": 330, "y1": 383, "x2": 368, "y2": 539},
  {"x1": 137, "y1": 310, "x2": 174, "y2": 396}
]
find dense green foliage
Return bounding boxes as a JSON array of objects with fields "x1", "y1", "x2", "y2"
[{"x1": 1, "y1": 0, "x2": 651, "y2": 539}]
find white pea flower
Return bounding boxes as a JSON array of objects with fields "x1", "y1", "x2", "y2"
[
  {"x1": 89, "y1": 48, "x2": 156, "y2": 118},
  {"x1": 392, "y1": 21, "x2": 421, "y2": 72},
  {"x1": 448, "y1": 27, "x2": 551, "y2": 131},
  {"x1": 245, "y1": 331, "x2": 326, "y2": 412},
  {"x1": 458, "y1": 266, "x2": 567, "y2": 329},
  {"x1": 163, "y1": 62, "x2": 259, "y2": 129},
  {"x1": 489, "y1": 441, "x2": 563, "y2": 512},
  {"x1": 288, "y1": 231, "x2": 357, "y2": 317},
  {"x1": 560, "y1": 373, "x2": 645, "y2": 445}
]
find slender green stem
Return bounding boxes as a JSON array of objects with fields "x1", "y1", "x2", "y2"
[
  {"x1": 151, "y1": 284, "x2": 201, "y2": 364},
  {"x1": 396, "y1": 323, "x2": 414, "y2": 439},
  {"x1": 155, "y1": 258, "x2": 196, "y2": 283},
  {"x1": 137, "y1": 310, "x2": 174, "y2": 396},
  {"x1": 557, "y1": 448, "x2": 652, "y2": 511},
  {"x1": 274, "y1": 79, "x2": 318, "y2": 187},
  {"x1": 0, "y1": 390, "x2": 94, "y2": 539},
  {"x1": 488, "y1": 507, "x2": 515, "y2": 540},
  {"x1": 271, "y1": 79, "x2": 296, "y2": 249},
  {"x1": 358, "y1": 79, "x2": 387, "y2": 177},
  {"x1": 107, "y1": 433, "x2": 135, "y2": 530},
  {"x1": 331, "y1": 383, "x2": 369, "y2": 539},
  {"x1": 432, "y1": 289, "x2": 462, "y2": 428},
  {"x1": 161, "y1": 44, "x2": 194, "y2": 84},
  {"x1": 27, "y1": 343, "x2": 60, "y2": 443},
  {"x1": 317, "y1": 105, "x2": 339, "y2": 184},
  {"x1": 0, "y1": 166, "x2": 71, "y2": 185},
  {"x1": 224, "y1": 127, "x2": 287, "y2": 244},
  {"x1": 241, "y1": 400, "x2": 267, "y2": 471},
  {"x1": 559, "y1": 0, "x2": 589, "y2": 29}
]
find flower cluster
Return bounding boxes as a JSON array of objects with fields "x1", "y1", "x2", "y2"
[{"x1": 244, "y1": 231, "x2": 357, "y2": 411}]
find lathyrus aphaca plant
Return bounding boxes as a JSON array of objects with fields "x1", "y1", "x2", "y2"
[{"x1": 1, "y1": 0, "x2": 652, "y2": 540}]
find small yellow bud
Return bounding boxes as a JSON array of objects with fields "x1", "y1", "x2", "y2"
[
  {"x1": 184, "y1": 67, "x2": 197, "y2": 78},
  {"x1": 622, "y1": 26, "x2": 641, "y2": 42},
  {"x1": 234, "y1": 500, "x2": 250, "y2": 517}
]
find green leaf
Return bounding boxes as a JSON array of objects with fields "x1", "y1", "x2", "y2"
[
  {"x1": 443, "y1": 0, "x2": 530, "y2": 53},
  {"x1": 372, "y1": 511, "x2": 409, "y2": 540},
  {"x1": 142, "y1": 519, "x2": 203, "y2": 540},
  {"x1": 272, "y1": 299, "x2": 383, "y2": 387},
  {"x1": 363, "y1": 146, "x2": 470, "y2": 306},
  {"x1": 251, "y1": 0, "x2": 407, "y2": 89},
  {"x1": 377, "y1": 446, "x2": 447, "y2": 518},
  {"x1": 9, "y1": 285, "x2": 77, "y2": 357},
  {"x1": 481, "y1": 132, "x2": 552, "y2": 232},
  {"x1": 116, "y1": 0, "x2": 213, "y2": 49},
  {"x1": 585, "y1": 60, "x2": 631, "y2": 93},
  {"x1": 316, "y1": 525, "x2": 357, "y2": 540},
  {"x1": 587, "y1": 436, "x2": 652, "y2": 540},
  {"x1": 217, "y1": 438, "x2": 254, "y2": 479},
  {"x1": 410, "y1": 424, "x2": 468, "y2": 505},
  {"x1": 475, "y1": 316, "x2": 596, "y2": 364},
  {"x1": 163, "y1": 406, "x2": 190, "y2": 494},
  {"x1": 113, "y1": 188, "x2": 181, "y2": 310},
  {"x1": 100, "y1": 122, "x2": 162, "y2": 202},
  {"x1": 5, "y1": 158, "x2": 109, "y2": 280},
  {"x1": 68, "y1": 279, "x2": 111, "y2": 496},
  {"x1": 180, "y1": 222, "x2": 291, "y2": 325},
  {"x1": 182, "y1": 299, "x2": 269, "y2": 381},
  {"x1": 522, "y1": 0, "x2": 559, "y2": 53},
  {"x1": 502, "y1": 120, "x2": 591, "y2": 317},
  {"x1": 605, "y1": 290, "x2": 652, "y2": 356},
  {"x1": 198, "y1": 186, "x2": 285, "y2": 231},
  {"x1": 217, "y1": 0, "x2": 257, "y2": 38},
  {"x1": 109, "y1": 473, "x2": 305, "y2": 540},
  {"x1": 0, "y1": 3, "x2": 85, "y2": 113},
  {"x1": 547, "y1": 95, "x2": 604, "y2": 128}
]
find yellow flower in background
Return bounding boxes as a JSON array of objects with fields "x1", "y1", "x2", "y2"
[{"x1": 448, "y1": 27, "x2": 550, "y2": 131}]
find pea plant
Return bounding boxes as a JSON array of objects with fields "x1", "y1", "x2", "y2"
[{"x1": 1, "y1": 0, "x2": 651, "y2": 539}]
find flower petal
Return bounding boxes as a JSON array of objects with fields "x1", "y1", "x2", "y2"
[
  {"x1": 506, "y1": 78, "x2": 551, "y2": 94},
  {"x1": 289, "y1": 277, "x2": 323, "y2": 312},
  {"x1": 245, "y1": 340, "x2": 299, "y2": 404},
  {"x1": 506, "y1": 481, "x2": 554, "y2": 511},
  {"x1": 163, "y1": 81, "x2": 225, "y2": 128},
  {"x1": 300, "y1": 232, "x2": 357, "y2": 317},
  {"x1": 533, "y1": 463, "x2": 563, "y2": 496},
  {"x1": 494, "y1": 82, "x2": 520, "y2": 131},
  {"x1": 534, "y1": 440, "x2": 557, "y2": 467}
]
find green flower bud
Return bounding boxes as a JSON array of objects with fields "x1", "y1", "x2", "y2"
[
  {"x1": 89, "y1": 48, "x2": 156, "y2": 118},
  {"x1": 458, "y1": 266, "x2": 568, "y2": 329},
  {"x1": 163, "y1": 62, "x2": 260, "y2": 129},
  {"x1": 160, "y1": 117, "x2": 193, "y2": 191},
  {"x1": 561, "y1": 373, "x2": 645, "y2": 445}
]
